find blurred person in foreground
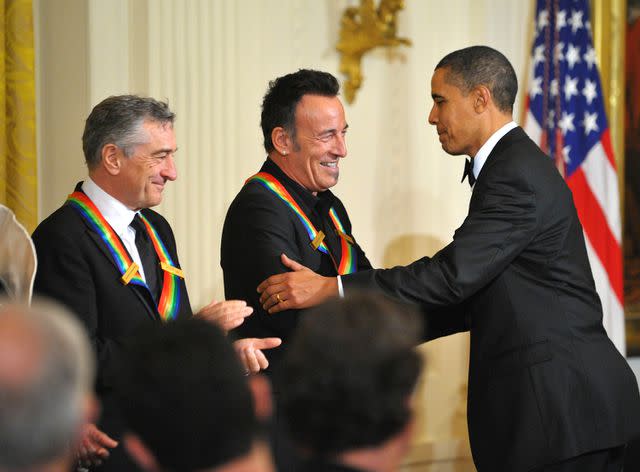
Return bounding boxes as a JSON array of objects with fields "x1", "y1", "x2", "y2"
[
  {"x1": 0, "y1": 299, "x2": 94, "y2": 472},
  {"x1": 280, "y1": 292, "x2": 423, "y2": 472},
  {"x1": 115, "y1": 318, "x2": 275, "y2": 472}
]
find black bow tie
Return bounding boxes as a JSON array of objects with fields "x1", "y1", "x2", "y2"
[{"x1": 461, "y1": 158, "x2": 476, "y2": 187}]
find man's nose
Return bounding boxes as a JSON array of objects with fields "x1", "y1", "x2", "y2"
[
  {"x1": 162, "y1": 155, "x2": 178, "y2": 181},
  {"x1": 334, "y1": 134, "x2": 347, "y2": 158},
  {"x1": 428, "y1": 105, "x2": 437, "y2": 125}
]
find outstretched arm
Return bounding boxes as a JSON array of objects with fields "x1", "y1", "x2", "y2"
[{"x1": 257, "y1": 254, "x2": 339, "y2": 313}]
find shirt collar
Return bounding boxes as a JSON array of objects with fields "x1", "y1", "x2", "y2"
[
  {"x1": 82, "y1": 177, "x2": 138, "y2": 235},
  {"x1": 472, "y1": 121, "x2": 518, "y2": 179}
]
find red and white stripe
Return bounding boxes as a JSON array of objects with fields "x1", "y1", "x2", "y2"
[{"x1": 524, "y1": 115, "x2": 626, "y2": 354}]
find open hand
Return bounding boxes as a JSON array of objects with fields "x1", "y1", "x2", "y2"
[
  {"x1": 234, "y1": 337, "x2": 282, "y2": 374},
  {"x1": 195, "y1": 299, "x2": 253, "y2": 333},
  {"x1": 76, "y1": 423, "x2": 118, "y2": 468}
]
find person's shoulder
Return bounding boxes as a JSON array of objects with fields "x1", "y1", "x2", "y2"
[
  {"x1": 33, "y1": 204, "x2": 83, "y2": 239},
  {"x1": 227, "y1": 178, "x2": 287, "y2": 215}
]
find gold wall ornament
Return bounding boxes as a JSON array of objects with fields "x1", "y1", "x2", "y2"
[{"x1": 336, "y1": 0, "x2": 411, "y2": 104}]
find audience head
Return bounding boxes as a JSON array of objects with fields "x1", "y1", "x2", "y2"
[
  {"x1": 280, "y1": 292, "x2": 423, "y2": 460},
  {"x1": 116, "y1": 318, "x2": 273, "y2": 472},
  {"x1": 0, "y1": 299, "x2": 94, "y2": 471}
]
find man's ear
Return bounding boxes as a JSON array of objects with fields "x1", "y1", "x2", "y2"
[
  {"x1": 473, "y1": 85, "x2": 491, "y2": 113},
  {"x1": 248, "y1": 374, "x2": 273, "y2": 422},
  {"x1": 124, "y1": 433, "x2": 161, "y2": 472},
  {"x1": 271, "y1": 127, "x2": 292, "y2": 156},
  {"x1": 102, "y1": 144, "x2": 122, "y2": 176}
]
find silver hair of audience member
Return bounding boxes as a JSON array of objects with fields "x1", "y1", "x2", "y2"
[{"x1": 0, "y1": 298, "x2": 94, "y2": 469}]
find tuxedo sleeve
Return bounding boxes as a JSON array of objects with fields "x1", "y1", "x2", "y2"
[
  {"x1": 343, "y1": 173, "x2": 538, "y2": 310},
  {"x1": 222, "y1": 189, "x2": 308, "y2": 336}
]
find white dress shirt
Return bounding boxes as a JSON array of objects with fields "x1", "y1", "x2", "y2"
[{"x1": 81, "y1": 178, "x2": 149, "y2": 283}]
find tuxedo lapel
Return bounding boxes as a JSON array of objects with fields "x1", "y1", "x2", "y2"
[{"x1": 476, "y1": 127, "x2": 529, "y2": 183}]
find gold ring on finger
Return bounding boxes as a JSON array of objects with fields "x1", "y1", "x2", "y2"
[{"x1": 276, "y1": 293, "x2": 282, "y2": 304}]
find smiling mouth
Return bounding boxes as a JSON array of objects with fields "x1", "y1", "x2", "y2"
[{"x1": 320, "y1": 161, "x2": 339, "y2": 169}]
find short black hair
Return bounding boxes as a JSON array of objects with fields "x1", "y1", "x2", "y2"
[
  {"x1": 280, "y1": 292, "x2": 423, "y2": 456},
  {"x1": 436, "y1": 45, "x2": 518, "y2": 113},
  {"x1": 82, "y1": 95, "x2": 175, "y2": 169},
  {"x1": 116, "y1": 319, "x2": 256, "y2": 472},
  {"x1": 260, "y1": 69, "x2": 340, "y2": 153}
]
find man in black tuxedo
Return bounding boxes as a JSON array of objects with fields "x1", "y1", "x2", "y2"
[
  {"x1": 257, "y1": 47, "x2": 640, "y2": 471},
  {"x1": 221, "y1": 69, "x2": 372, "y2": 373},
  {"x1": 33, "y1": 95, "x2": 280, "y2": 471}
]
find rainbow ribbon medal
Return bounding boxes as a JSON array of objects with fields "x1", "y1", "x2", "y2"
[
  {"x1": 246, "y1": 172, "x2": 356, "y2": 275},
  {"x1": 66, "y1": 192, "x2": 182, "y2": 321}
]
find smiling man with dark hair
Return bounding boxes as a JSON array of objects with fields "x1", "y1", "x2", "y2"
[{"x1": 221, "y1": 69, "x2": 373, "y2": 470}]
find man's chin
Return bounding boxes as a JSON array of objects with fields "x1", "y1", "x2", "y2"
[
  {"x1": 441, "y1": 145, "x2": 464, "y2": 156},
  {"x1": 320, "y1": 176, "x2": 339, "y2": 192}
]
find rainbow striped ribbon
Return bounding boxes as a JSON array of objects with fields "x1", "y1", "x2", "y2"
[
  {"x1": 246, "y1": 172, "x2": 356, "y2": 275},
  {"x1": 66, "y1": 192, "x2": 181, "y2": 321}
]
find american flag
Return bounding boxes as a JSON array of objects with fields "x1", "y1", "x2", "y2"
[{"x1": 523, "y1": 0, "x2": 625, "y2": 354}]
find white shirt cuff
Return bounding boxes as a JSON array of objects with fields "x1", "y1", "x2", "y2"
[{"x1": 337, "y1": 275, "x2": 344, "y2": 298}]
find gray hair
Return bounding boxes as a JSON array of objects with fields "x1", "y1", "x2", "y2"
[
  {"x1": 82, "y1": 95, "x2": 176, "y2": 169},
  {"x1": 0, "y1": 299, "x2": 94, "y2": 469},
  {"x1": 435, "y1": 45, "x2": 518, "y2": 113}
]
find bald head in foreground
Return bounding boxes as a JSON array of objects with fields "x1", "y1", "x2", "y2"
[{"x1": 0, "y1": 300, "x2": 94, "y2": 472}]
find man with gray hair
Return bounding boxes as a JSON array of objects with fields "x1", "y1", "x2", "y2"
[
  {"x1": 32, "y1": 95, "x2": 280, "y2": 471},
  {"x1": 0, "y1": 299, "x2": 95, "y2": 472}
]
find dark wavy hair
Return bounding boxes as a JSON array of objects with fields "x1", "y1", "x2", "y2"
[
  {"x1": 436, "y1": 45, "x2": 518, "y2": 113},
  {"x1": 279, "y1": 291, "x2": 423, "y2": 455},
  {"x1": 115, "y1": 319, "x2": 256, "y2": 472},
  {"x1": 260, "y1": 69, "x2": 340, "y2": 153}
]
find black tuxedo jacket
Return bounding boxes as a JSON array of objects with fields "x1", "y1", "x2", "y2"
[
  {"x1": 221, "y1": 159, "x2": 372, "y2": 376},
  {"x1": 344, "y1": 127, "x2": 640, "y2": 471},
  {"x1": 32, "y1": 184, "x2": 191, "y2": 472}
]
